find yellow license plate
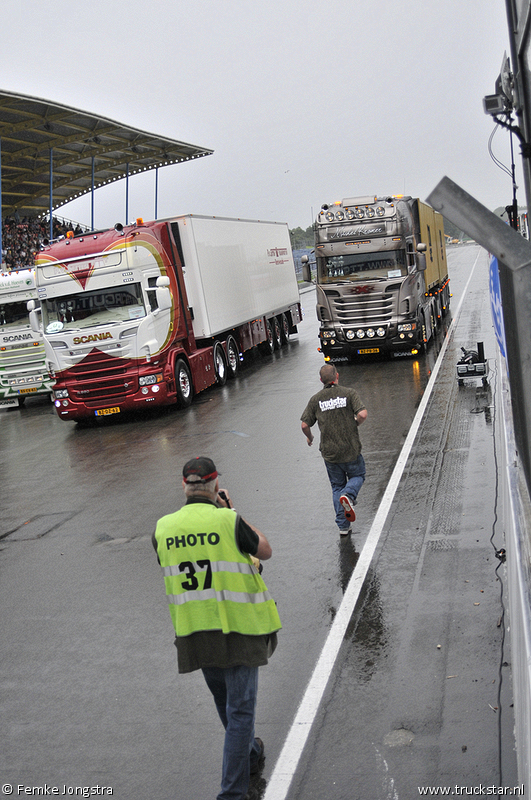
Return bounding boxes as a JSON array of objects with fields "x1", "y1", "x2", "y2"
[
  {"x1": 95, "y1": 407, "x2": 121, "y2": 416},
  {"x1": 358, "y1": 348, "x2": 380, "y2": 354},
  {"x1": 18, "y1": 387, "x2": 38, "y2": 394}
]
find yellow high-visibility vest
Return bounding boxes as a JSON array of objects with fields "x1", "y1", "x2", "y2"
[{"x1": 154, "y1": 502, "x2": 282, "y2": 637}]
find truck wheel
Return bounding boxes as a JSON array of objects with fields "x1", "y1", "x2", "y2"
[
  {"x1": 272, "y1": 316, "x2": 282, "y2": 349},
  {"x1": 261, "y1": 319, "x2": 275, "y2": 354},
  {"x1": 213, "y1": 342, "x2": 227, "y2": 386},
  {"x1": 279, "y1": 313, "x2": 290, "y2": 344},
  {"x1": 175, "y1": 359, "x2": 193, "y2": 408},
  {"x1": 226, "y1": 336, "x2": 240, "y2": 378},
  {"x1": 430, "y1": 303, "x2": 438, "y2": 331},
  {"x1": 417, "y1": 312, "x2": 427, "y2": 351}
]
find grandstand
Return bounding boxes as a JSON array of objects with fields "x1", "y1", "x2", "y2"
[{"x1": 0, "y1": 89, "x2": 213, "y2": 270}]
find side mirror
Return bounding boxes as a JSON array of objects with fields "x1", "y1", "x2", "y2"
[
  {"x1": 27, "y1": 300, "x2": 41, "y2": 333},
  {"x1": 416, "y1": 242, "x2": 427, "y2": 271},
  {"x1": 301, "y1": 255, "x2": 312, "y2": 283},
  {"x1": 155, "y1": 275, "x2": 172, "y2": 312}
]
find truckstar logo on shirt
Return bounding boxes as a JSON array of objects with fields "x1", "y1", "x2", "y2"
[{"x1": 319, "y1": 396, "x2": 347, "y2": 411}]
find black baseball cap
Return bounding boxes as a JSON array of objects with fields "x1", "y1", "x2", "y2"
[{"x1": 183, "y1": 456, "x2": 219, "y2": 484}]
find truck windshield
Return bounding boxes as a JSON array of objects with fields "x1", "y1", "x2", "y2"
[
  {"x1": 42, "y1": 283, "x2": 146, "y2": 334},
  {"x1": 318, "y1": 250, "x2": 407, "y2": 283},
  {"x1": 0, "y1": 301, "x2": 31, "y2": 329}
]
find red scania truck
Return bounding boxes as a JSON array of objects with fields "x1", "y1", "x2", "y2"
[
  {"x1": 302, "y1": 195, "x2": 450, "y2": 360},
  {"x1": 30, "y1": 214, "x2": 302, "y2": 421}
]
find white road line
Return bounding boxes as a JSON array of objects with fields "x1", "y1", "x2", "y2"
[{"x1": 263, "y1": 253, "x2": 480, "y2": 800}]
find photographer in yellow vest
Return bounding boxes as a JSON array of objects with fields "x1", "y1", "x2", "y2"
[{"x1": 153, "y1": 456, "x2": 281, "y2": 800}]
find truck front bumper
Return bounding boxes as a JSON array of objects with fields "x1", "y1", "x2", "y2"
[
  {"x1": 53, "y1": 380, "x2": 173, "y2": 421},
  {"x1": 319, "y1": 331, "x2": 422, "y2": 360}
]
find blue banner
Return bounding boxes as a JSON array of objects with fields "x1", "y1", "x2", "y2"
[{"x1": 489, "y1": 254, "x2": 507, "y2": 359}]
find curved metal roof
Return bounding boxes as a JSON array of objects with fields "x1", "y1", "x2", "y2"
[{"x1": 0, "y1": 89, "x2": 213, "y2": 217}]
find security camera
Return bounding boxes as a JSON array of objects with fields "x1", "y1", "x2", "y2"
[{"x1": 483, "y1": 94, "x2": 507, "y2": 116}]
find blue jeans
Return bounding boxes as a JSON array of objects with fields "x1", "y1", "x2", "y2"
[
  {"x1": 202, "y1": 665, "x2": 261, "y2": 800},
  {"x1": 325, "y1": 455, "x2": 366, "y2": 529}
]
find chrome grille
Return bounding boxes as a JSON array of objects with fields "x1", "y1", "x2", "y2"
[{"x1": 327, "y1": 291, "x2": 395, "y2": 326}]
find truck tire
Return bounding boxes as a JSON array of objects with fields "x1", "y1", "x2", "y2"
[
  {"x1": 280, "y1": 312, "x2": 290, "y2": 344},
  {"x1": 213, "y1": 342, "x2": 227, "y2": 386},
  {"x1": 175, "y1": 359, "x2": 193, "y2": 408},
  {"x1": 430, "y1": 303, "x2": 438, "y2": 331},
  {"x1": 272, "y1": 316, "x2": 282, "y2": 349},
  {"x1": 261, "y1": 319, "x2": 275, "y2": 354},
  {"x1": 226, "y1": 336, "x2": 240, "y2": 378},
  {"x1": 416, "y1": 311, "x2": 427, "y2": 352},
  {"x1": 421, "y1": 312, "x2": 429, "y2": 349}
]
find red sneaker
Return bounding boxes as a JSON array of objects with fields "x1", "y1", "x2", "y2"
[{"x1": 339, "y1": 494, "x2": 356, "y2": 522}]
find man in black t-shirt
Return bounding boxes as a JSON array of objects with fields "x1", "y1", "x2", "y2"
[{"x1": 301, "y1": 365, "x2": 367, "y2": 535}]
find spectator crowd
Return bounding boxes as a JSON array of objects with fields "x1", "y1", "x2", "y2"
[{"x1": 1, "y1": 215, "x2": 87, "y2": 271}]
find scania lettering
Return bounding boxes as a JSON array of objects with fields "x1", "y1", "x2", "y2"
[
  {"x1": 31, "y1": 215, "x2": 302, "y2": 421},
  {"x1": 0, "y1": 269, "x2": 53, "y2": 408},
  {"x1": 302, "y1": 195, "x2": 450, "y2": 359}
]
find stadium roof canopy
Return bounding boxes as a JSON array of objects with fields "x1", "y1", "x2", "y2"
[{"x1": 0, "y1": 89, "x2": 214, "y2": 218}]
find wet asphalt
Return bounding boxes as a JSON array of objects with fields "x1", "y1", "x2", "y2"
[{"x1": 0, "y1": 245, "x2": 517, "y2": 799}]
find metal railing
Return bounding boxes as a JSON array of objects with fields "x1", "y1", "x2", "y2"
[{"x1": 428, "y1": 176, "x2": 531, "y2": 498}]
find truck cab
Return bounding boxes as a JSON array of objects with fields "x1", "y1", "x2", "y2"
[
  {"x1": 0, "y1": 269, "x2": 52, "y2": 408},
  {"x1": 304, "y1": 196, "x2": 448, "y2": 360}
]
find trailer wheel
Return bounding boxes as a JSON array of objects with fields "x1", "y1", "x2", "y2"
[
  {"x1": 272, "y1": 316, "x2": 282, "y2": 349},
  {"x1": 280, "y1": 313, "x2": 290, "y2": 344},
  {"x1": 261, "y1": 319, "x2": 275, "y2": 354},
  {"x1": 175, "y1": 359, "x2": 193, "y2": 408},
  {"x1": 213, "y1": 342, "x2": 227, "y2": 386},
  {"x1": 226, "y1": 336, "x2": 240, "y2": 378}
]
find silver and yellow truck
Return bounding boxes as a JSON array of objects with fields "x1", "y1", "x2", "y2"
[{"x1": 302, "y1": 195, "x2": 450, "y2": 360}]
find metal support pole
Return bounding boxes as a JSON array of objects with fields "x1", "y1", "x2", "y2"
[
  {"x1": 0, "y1": 138, "x2": 3, "y2": 270},
  {"x1": 49, "y1": 148, "x2": 53, "y2": 241},
  {"x1": 91, "y1": 156, "x2": 95, "y2": 231},
  {"x1": 155, "y1": 166, "x2": 158, "y2": 220},
  {"x1": 428, "y1": 176, "x2": 531, "y2": 495},
  {"x1": 125, "y1": 163, "x2": 129, "y2": 225}
]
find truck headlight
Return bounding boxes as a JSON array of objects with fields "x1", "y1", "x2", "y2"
[
  {"x1": 398, "y1": 323, "x2": 416, "y2": 332},
  {"x1": 377, "y1": 327, "x2": 386, "y2": 337},
  {"x1": 346, "y1": 330, "x2": 355, "y2": 340},
  {"x1": 54, "y1": 388, "x2": 69, "y2": 399},
  {"x1": 139, "y1": 373, "x2": 163, "y2": 386}
]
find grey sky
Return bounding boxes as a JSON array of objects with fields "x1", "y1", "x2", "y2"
[{"x1": 2, "y1": 0, "x2": 518, "y2": 230}]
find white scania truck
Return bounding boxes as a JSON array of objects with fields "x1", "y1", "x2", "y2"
[
  {"x1": 0, "y1": 269, "x2": 52, "y2": 408},
  {"x1": 302, "y1": 195, "x2": 450, "y2": 360}
]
